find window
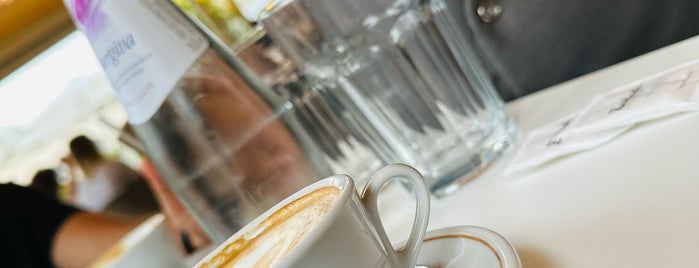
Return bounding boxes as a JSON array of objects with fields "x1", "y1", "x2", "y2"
[{"x1": 0, "y1": 32, "x2": 128, "y2": 185}]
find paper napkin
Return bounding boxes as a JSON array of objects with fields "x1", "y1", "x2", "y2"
[{"x1": 506, "y1": 60, "x2": 699, "y2": 175}]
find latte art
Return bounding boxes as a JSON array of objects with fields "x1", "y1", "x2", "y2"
[{"x1": 198, "y1": 186, "x2": 340, "y2": 268}]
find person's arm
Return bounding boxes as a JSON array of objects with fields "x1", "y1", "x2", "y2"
[
  {"x1": 139, "y1": 158, "x2": 211, "y2": 253},
  {"x1": 51, "y1": 212, "x2": 145, "y2": 268}
]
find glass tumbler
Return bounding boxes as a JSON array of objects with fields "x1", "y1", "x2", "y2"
[{"x1": 261, "y1": 0, "x2": 516, "y2": 197}]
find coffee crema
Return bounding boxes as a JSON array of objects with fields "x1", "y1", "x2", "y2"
[{"x1": 198, "y1": 186, "x2": 340, "y2": 268}]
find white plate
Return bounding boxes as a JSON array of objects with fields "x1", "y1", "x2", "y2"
[{"x1": 89, "y1": 214, "x2": 184, "y2": 268}]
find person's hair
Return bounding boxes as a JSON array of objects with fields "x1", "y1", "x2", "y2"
[
  {"x1": 29, "y1": 169, "x2": 59, "y2": 199},
  {"x1": 69, "y1": 135, "x2": 105, "y2": 167}
]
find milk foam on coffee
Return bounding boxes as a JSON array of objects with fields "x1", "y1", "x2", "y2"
[{"x1": 198, "y1": 186, "x2": 340, "y2": 268}]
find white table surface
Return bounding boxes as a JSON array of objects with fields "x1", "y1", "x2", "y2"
[{"x1": 379, "y1": 35, "x2": 699, "y2": 268}]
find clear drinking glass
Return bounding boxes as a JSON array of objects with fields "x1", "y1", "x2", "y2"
[
  {"x1": 215, "y1": 7, "x2": 386, "y2": 182},
  {"x1": 261, "y1": 0, "x2": 516, "y2": 197}
]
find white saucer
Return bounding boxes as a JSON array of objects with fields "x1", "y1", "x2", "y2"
[{"x1": 380, "y1": 226, "x2": 522, "y2": 268}]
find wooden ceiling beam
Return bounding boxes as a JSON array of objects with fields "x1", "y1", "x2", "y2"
[{"x1": 0, "y1": 0, "x2": 75, "y2": 79}]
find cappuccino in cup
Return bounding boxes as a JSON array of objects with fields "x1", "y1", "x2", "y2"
[
  {"x1": 198, "y1": 186, "x2": 339, "y2": 267},
  {"x1": 194, "y1": 163, "x2": 431, "y2": 268}
]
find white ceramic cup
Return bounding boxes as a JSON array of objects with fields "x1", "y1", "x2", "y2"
[{"x1": 194, "y1": 163, "x2": 430, "y2": 268}]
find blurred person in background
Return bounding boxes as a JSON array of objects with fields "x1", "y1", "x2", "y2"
[
  {"x1": 0, "y1": 182, "x2": 148, "y2": 267},
  {"x1": 67, "y1": 135, "x2": 159, "y2": 217},
  {"x1": 28, "y1": 169, "x2": 60, "y2": 200}
]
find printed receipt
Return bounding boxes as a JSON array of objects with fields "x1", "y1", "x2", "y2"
[{"x1": 505, "y1": 60, "x2": 699, "y2": 175}]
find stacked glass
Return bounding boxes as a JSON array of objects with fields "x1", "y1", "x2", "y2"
[
  {"x1": 174, "y1": 0, "x2": 386, "y2": 186},
  {"x1": 260, "y1": 0, "x2": 517, "y2": 197}
]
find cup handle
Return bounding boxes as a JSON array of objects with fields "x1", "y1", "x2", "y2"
[{"x1": 360, "y1": 163, "x2": 430, "y2": 267}]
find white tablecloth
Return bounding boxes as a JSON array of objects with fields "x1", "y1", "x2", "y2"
[{"x1": 379, "y1": 35, "x2": 699, "y2": 268}]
